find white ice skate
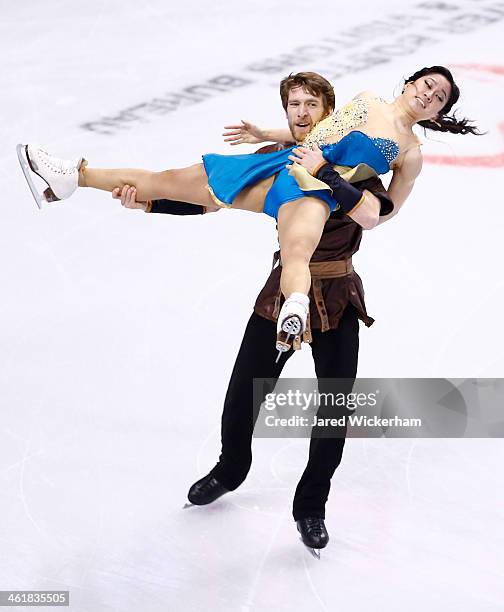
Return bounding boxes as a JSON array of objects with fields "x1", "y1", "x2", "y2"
[
  {"x1": 16, "y1": 144, "x2": 83, "y2": 209},
  {"x1": 276, "y1": 292, "x2": 309, "y2": 362}
]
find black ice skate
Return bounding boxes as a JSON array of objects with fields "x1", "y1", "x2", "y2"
[
  {"x1": 184, "y1": 474, "x2": 229, "y2": 508},
  {"x1": 297, "y1": 517, "x2": 329, "y2": 559}
]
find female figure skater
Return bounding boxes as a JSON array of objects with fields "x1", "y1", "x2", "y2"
[{"x1": 17, "y1": 67, "x2": 480, "y2": 355}]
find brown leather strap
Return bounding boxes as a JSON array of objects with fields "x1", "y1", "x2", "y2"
[
  {"x1": 271, "y1": 250, "x2": 281, "y2": 270},
  {"x1": 271, "y1": 256, "x2": 354, "y2": 346},
  {"x1": 309, "y1": 259, "x2": 353, "y2": 278},
  {"x1": 310, "y1": 260, "x2": 353, "y2": 333},
  {"x1": 271, "y1": 251, "x2": 353, "y2": 277}
]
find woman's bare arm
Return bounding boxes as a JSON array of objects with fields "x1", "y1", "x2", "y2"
[{"x1": 377, "y1": 146, "x2": 423, "y2": 225}]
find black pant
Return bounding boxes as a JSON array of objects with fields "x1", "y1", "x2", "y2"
[{"x1": 210, "y1": 305, "x2": 359, "y2": 521}]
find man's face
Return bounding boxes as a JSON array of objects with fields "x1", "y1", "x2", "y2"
[{"x1": 286, "y1": 86, "x2": 329, "y2": 143}]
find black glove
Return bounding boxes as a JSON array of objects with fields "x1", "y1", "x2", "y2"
[
  {"x1": 315, "y1": 164, "x2": 364, "y2": 214},
  {"x1": 149, "y1": 200, "x2": 204, "y2": 215}
]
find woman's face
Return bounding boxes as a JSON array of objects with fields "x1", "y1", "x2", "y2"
[{"x1": 403, "y1": 72, "x2": 452, "y2": 121}]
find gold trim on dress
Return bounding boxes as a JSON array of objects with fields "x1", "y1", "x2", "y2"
[
  {"x1": 206, "y1": 184, "x2": 232, "y2": 208},
  {"x1": 287, "y1": 162, "x2": 378, "y2": 193}
]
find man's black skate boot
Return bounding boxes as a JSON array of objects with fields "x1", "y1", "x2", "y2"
[
  {"x1": 187, "y1": 474, "x2": 230, "y2": 505},
  {"x1": 296, "y1": 517, "x2": 329, "y2": 549}
]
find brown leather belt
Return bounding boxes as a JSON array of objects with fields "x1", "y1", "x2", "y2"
[
  {"x1": 271, "y1": 251, "x2": 353, "y2": 277},
  {"x1": 271, "y1": 253, "x2": 354, "y2": 348},
  {"x1": 309, "y1": 259, "x2": 353, "y2": 278}
]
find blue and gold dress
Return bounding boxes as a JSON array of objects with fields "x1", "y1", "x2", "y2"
[{"x1": 202, "y1": 97, "x2": 419, "y2": 220}]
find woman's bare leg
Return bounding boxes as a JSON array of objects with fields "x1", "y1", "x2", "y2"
[
  {"x1": 79, "y1": 163, "x2": 214, "y2": 207},
  {"x1": 277, "y1": 197, "x2": 330, "y2": 297}
]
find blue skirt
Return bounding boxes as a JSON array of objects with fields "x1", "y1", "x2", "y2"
[
  {"x1": 202, "y1": 131, "x2": 392, "y2": 220},
  {"x1": 202, "y1": 147, "x2": 337, "y2": 220}
]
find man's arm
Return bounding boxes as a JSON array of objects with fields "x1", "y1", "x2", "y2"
[
  {"x1": 315, "y1": 164, "x2": 383, "y2": 230},
  {"x1": 111, "y1": 186, "x2": 220, "y2": 215},
  {"x1": 346, "y1": 189, "x2": 382, "y2": 229},
  {"x1": 147, "y1": 200, "x2": 207, "y2": 215},
  {"x1": 288, "y1": 147, "x2": 393, "y2": 230}
]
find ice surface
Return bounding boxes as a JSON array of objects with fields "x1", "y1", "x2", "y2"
[{"x1": 1, "y1": 0, "x2": 504, "y2": 610}]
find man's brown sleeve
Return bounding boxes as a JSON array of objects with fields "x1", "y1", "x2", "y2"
[{"x1": 254, "y1": 143, "x2": 286, "y2": 154}]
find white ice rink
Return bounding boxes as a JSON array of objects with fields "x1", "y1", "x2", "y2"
[{"x1": 2, "y1": 0, "x2": 504, "y2": 610}]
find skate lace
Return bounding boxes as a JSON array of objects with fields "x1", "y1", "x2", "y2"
[
  {"x1": 304, "y1": 518, "x2": 325, "y2": 535},
  {"x1": 280, "y1": 296, "x2": 309, "y2": 334},
  {"x1": 200, "y1": 477, "x2": 220, "y2": 493},
  {"x1": 38, "y1": 149, "x2": 77, "y2": 175}
]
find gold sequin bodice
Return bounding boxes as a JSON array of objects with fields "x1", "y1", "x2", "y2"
[
  {"x1": 302, "y1": 98, "x2": 370, "y2": 150},
  {"x1": 301, "y1": 96, "x2": 420, "y2": 169}
]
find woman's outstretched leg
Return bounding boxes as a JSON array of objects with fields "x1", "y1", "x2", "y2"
[
  {"x1": 275, "y1": 197, "x2": 329, "y2": 355},
  {"x1": 19, "y1": 144, "x2": 215, "y2": 208},
  {"x1": 80, "y1": 163, "x2": 214, "y2": 206}
]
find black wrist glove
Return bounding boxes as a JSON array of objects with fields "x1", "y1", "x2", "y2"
[
  {"x1": 315, "y1": 164, "x2": 364, "y2": 214},
  {"x1": 150, "y1": 200, "x2": 204, "y2": 215}
]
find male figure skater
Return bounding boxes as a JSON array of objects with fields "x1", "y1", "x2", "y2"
[
  {"x1": 114, "y1": 163, "x2": 393, "y2": 556},
  {"x1": 112, "y1": 72, "x2": 397, "y2": 554}
]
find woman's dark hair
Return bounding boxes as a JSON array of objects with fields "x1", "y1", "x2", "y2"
[
  {"x1": 280, "y1": 72, "x2": 335, "y2": 115},
  {"x1": 404, "y1": 66, "x2": 483, "y2": 135}
]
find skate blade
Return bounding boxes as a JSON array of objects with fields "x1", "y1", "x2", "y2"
[
  {"x1": 307, "y1": 546, "x2": 321, "y2": 559},
  {"x1": 300, "y1": 538, "x2": 321, "y2": 559},
  {"x1": 16, "y1": 144, "x2": 60, "y2": 209},
  {"x1": 276, "y1": 333, "x2": 292, "y2": 362},
  {"x1": 182, "y1": 502, "x2": 194, "y2": 509}
]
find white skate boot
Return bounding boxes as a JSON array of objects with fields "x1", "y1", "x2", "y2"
[
  {"x1": 16, "y1": 144, "x2": 84, "y2": 209},
  {"x1": 276, "y1": 292, "x2": 310, "y2": 362}
]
